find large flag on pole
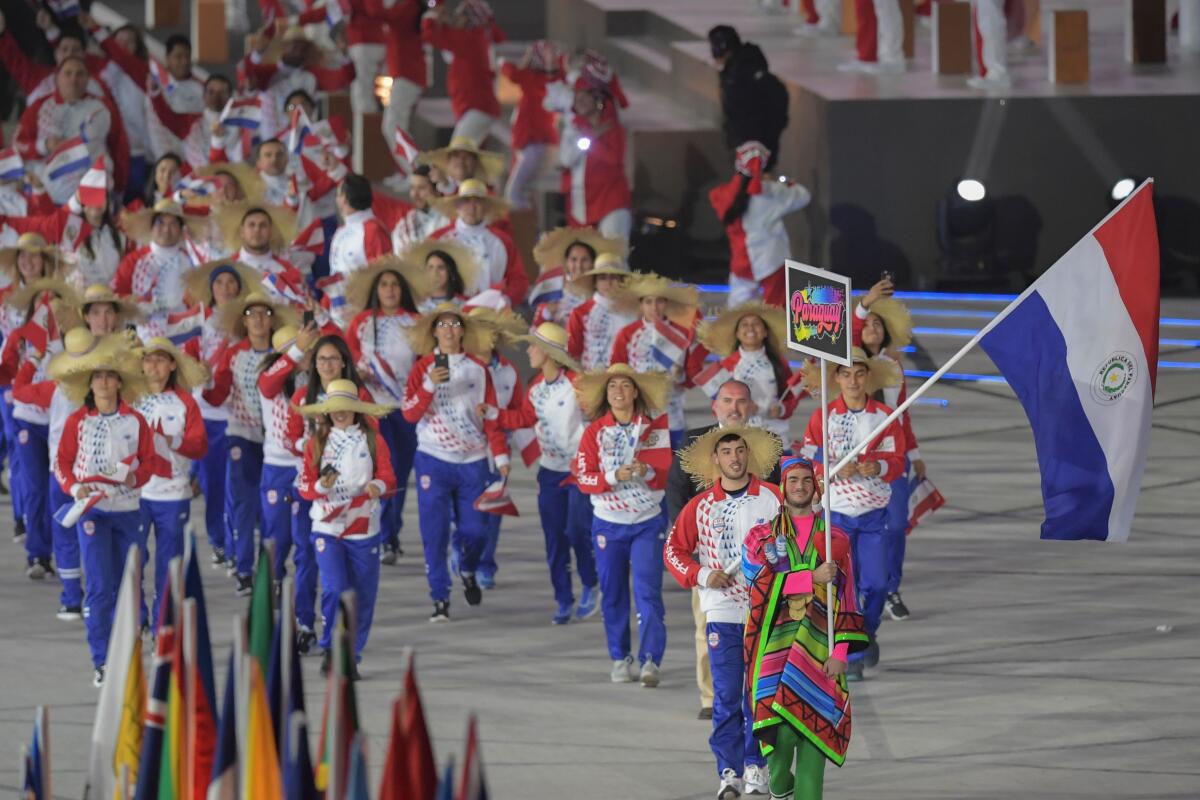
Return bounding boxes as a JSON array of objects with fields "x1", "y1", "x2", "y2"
[
  {"x1": 184, "y1": 539, "x2": 219, "y2": 800},
  {"x1": 20, "y1": 706, "x2": 50, "y2": 800},
  {"x1": 979, "y1": 181, "x2": 1159, "y2": 541},
  {"x1": 86, "y1": 546, "x2": 145, "y2": 799}
]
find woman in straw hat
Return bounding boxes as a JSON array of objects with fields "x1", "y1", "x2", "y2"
[
  {"x1": 481, "y1": 322, "x2": 600, "y2": 624},
  {"x1": 799, "y1": 346, "x2": 904, "y2": 681},
  {"x1": 428, "y1": 178, "x2": 529, "y2": 305},
  {"x1": 571, "y1": 363, "x2": 673, "y2": 686},
  {"x1": 296, "y1": 379, "x2": 396, "y2": 678},
  {"x1": 285, "y1": 332, "x2": 376, "y2": 648},
  {"x1": 663, "y1": 426, "x2": 783, "y2": 797},
  {"x1": 133, "y1": 337, "x2": 210, "y2": 627},
  {"x1": 53, "y1": 339, "x2": 157, "y2": 687},
  {"x1": 610, "y1": 271, "x2": 704, "y2": 449},
  {"x1": 114, "y1": 198, "x2": 203, "y2": 337},
  {"x1": 0, "y1": 233, "x2": 72, "y2": 338},
  {"x1": 180, "y1": 260, "x2": 263, "y2": 566},
  {"x1": 697, "y1": 301, "x2": 804, "y2": 443},
  {"x1": 191, "y1": 161, "x2": 267, "y2": 208},
  {"x1": 402, "y1": 239, "x2": 480, "y2": 313},
  {"x1": 565, "y1": 251, "x2": 638, "y2": 371},
  {"x1": 854, "y1": 278, "x2": 921, "y2": 622},
  {"x1": 421, "y1": 135, "x2": 506, "y2": 192},
  {"x1": 530, "y1": 225, "x2": 626, "y2": 327},
  {"x1": 400, "y1": 303, "x2": 508, "y2": 622},
  {"x1": 202, "y1": 291, "x2": 299, "y2": 595}
]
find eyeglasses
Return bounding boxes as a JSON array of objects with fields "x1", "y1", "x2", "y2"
[
  {"x1": 315, "y1": 356, "x2": 344, "y2": 365},
  {"x1": 244, "y1": 307, "x2": 273, "y2": 318},
  {"x1": 435, "y1": 320, "x2": 463, "y2": 329}
]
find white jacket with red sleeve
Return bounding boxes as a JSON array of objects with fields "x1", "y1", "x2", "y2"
[
  {"x1": 431, "y1": 219, "x2": 530, "y2": 305},
  {"x1": 572, "y1": 411, "x2": 672, "y2": 525},
  {"x1": 401, "y1": 351, "x2": 509, "y2": 468},
  {"x1": 496, "y1": 370, "x2": 582, "y2": 473},
  {"x1": 257, "y1": 345, "x2": 308, "y2": 468},
  {"x1": 559, "y1": 110, "x2": 631, "y2": 227},
  {"x1": 202, "y1": 339, "x2": 270, "y2": 443},
  {"x1": 297, "y1": 424, "x2": 396, "y2": 540},
  {"x1": 664, "y1": 476, "x2": 783, "y2": 623},
  {"x1": 133, "y1": 387, "x2": 208, "y2": 501},
  {"x1": 801, "y1": 397, "x2": 906, "y2": 517},
  {"x1": 55, "y1": 402, "x2": 158, "y2": 513},
  {"x1": 566, "y1": 293, "x2": 638, "y2": 372}
]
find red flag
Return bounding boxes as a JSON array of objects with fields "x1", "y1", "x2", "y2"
[
  {"x1": 402, "y1": 656, "x2": 437, "y2": 800},
  {"x1": 377, "y1": 698, "x2": 406, "y2": 800},
  {"x1": 906, "y1": 477, "x2": 945, "y2": 534}
]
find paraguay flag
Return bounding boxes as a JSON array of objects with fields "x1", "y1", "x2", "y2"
[
  {"x1": 164, "y1": 305, "x2": 204, "y2": 346},
  {"x1": 0, "y1": 147, "x2": 23, "y2": 181},
  {"x1": 455, "y1": 717, "x2": 489, "y2": 800},
  {"x1": 316, "y1": 273, "x2": 347, "y2": 313},
  {"x1": 512, "y1": 427, "x2": 541, "y2": 468},
  {"x1": 979, "y1": 181, "x2": 1159, "y2": 542},
  {"x1": 150, "y1": 57, "x2": 175, "y2": 95},
  {"x1": 393, "y1": 126, "x2": 421, "y2": 172},
  {"x1": 906, "y1": 476, "x2": 945, "y2": 533},
  {"x1": 287, "y1": 107, "x2": 318, "y2": 156},
  {"x1": 43, "y1": 134, "x2": 92, "y2": 203},
  {"x1": 693, "y1": 359, "x2": 733, "y2": 399},
  {"x1": 220, "y1": 96, "x2": 263, "y2": 132},
  {"x1": 529, "y1": 266, "x2": 565, "y2": 308},
  {"x1": 650, "y1": 318, "x2": 690, "y2": 372}
]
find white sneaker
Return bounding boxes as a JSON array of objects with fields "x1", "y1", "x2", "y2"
[
  {"x1": 837, "y1": 60, "x2": 873, "y2": 73},
  {"x1": 610, "y1": 656, "x2": 636, "y2": 683},
  {"x1": 717, "y1": 768, "x2": 742, "y2": 799},
  {"x1": 639, "y1": 660, "x2": 661, "y2": 688},
  {"x1": 967, "y1": 74, "x2": 1012, "y2": 91},
  {"x1": 865, "y1": 60, "x2": 906, "y2": 75},
  {"x1": 743, "y1": 764, "x2": 769, "y2": 795}
]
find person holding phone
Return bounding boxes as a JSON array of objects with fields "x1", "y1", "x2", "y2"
[{"x1": 401, "y1": 304, "x2": 509, "y2": 622}]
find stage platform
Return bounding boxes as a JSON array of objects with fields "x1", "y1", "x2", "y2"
[{"x1": 549, "y1": 0, "x2": 1200, "y2": 290}]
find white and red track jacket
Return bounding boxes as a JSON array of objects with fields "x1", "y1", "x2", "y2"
[
  {"x1": 801, "y1": 397, "x2": 906, "y2": 517},
  {"x1": 714, "y1": 346, "x2": 803, "y2": 441},
  {"x1": 496, "y1": 370, "x2": 582, "y2": 473},
  {"x1": 559, "y1": 108, "x2": 631, "y2": 228},
  {"x1": 298, "y1": 424, "x2": 396, "y2": 540},
  {"x1": 237, "y1": 248, "x2": 310, "y2": 304},
  {"x1": 852, "y1": 304, "x2": 921, "y2": 461},
  {"x1": 133, "y1": 387, "x2": 208, "y2": 501},
  {"x1": 566, "y1": 293, "x2": 637, "y2": 372},
  {"x1": 12, "y1": 360, "x2": 78, "y2": 465},
  {"x1": 391, "y1": 206, "x2": 449, "y2": 253},
  {"x1": 709, "y1": 175, "x2": 810, "y2": 282},
  {"x1": 16, "y1": 90, "x2": 130, "y2": 194},
  {"x1": 430, "y1": 218, "x2": 530, "y2": 305},
  {"x1": 374, "y1": 0, "x2": 427, "y2": 86},
  {"x1": 0, "y1": 205, "x2": 121, "y2": 290},
  {"x1": 532, "y1": 286, "x2": 586, "y2": 328},
  {"x1": 664, "y1": 476, "x2": 783, "y2": 623},
  {"x1": 500, "y1": 63, "x2": 559, "y2": 151},
  {"x1": 0, "y1": 33, "x2": 110, "y2": 104},
  {"x1": 257, "y1": 344, "x2": 309, "y2": 468},
  {"x1": 147, "y1": 96, "x2": 243, "y2": 168},
  {"x1": 55, "y1": 402, "x2": 157, "y2": 513},
  {"x1": 203, "y1": 339, "x2": 271, "y2": 442},
  {"x1": 346, "y1": 309, "x2": 419, "y2": 406},
  {"x1": 111, "y1": 243, "x2": 195, "y2": 337},
  {"x1": 183, "y1": 307, "x2": 232, "y2": 422},
  {"x1": 329, "y1": 210, "x2": 392, "y2": 315},
  {"x1": 1, "y1": 297, "x2": 62, "y2": 425},
  {"x1": 420, "y1": 15, "x2": 503, "y2": 119},
  {"x1": 401, "y1": 351, "x2": 509, "y2": 468},
  {"x1": 610, "y1": 316, "x2": 697, "y2": 433},
  {"x1": 285, "y1": 382, "x2": 379, "y2": 459},
  {"x1": 240, "y1": 51, "x2": 356, "y2": 115},
  {"x1": 573, "y1": 411, "x2": 671, "y2": 525}
]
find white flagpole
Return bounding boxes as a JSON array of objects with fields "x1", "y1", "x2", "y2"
[{"x1": 820, "y1": 361, "x2": 835, "y2": 655}]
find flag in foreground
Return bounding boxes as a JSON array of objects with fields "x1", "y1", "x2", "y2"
[
  {"x1": 980, "y1": 181, "x2": 1159, "y2": 541},
  {"x1": 455, "y1": 716, "x2": 489, "y2": 800},
  {"x1": 21, "y1": 706, "x2": 50, "y2": 800}
]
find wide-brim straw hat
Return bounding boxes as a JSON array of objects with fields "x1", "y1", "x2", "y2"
[
  {"x1": 216, "y1": 202, "x2": 298, "y2": 254},
  {"x1": 214, "y1": 291, "x2": 301, "y2": 339},
  {"x1": 5, "y1": 276, "x2": 80, "y2": 311},
  {"x1": 408, "y1": 302, "x2": 496, "y2": 356},
  {"x1": 431, "y1": 178, "x2": 510, "y2": 223},
  {"x1": 136, "y1": 336, "x2": 211, "y2": 392},
  {"x1": 466, "y1": 307, "x2": 527, "y2": 342},
  {"x1": 613, "y1": 272, "x2": 700, "y2": 327},
  {"x1": 296, "y1": 378, "x2": 393, "y2": 417},
  {"x1": 677, "y1": 424, "x2": 783, "y2": 489},
  {"x1": 853, "y1": 296, "x2": 913, "y2": 349},
  {"x1": 400, "y1": 240, "x2": 481, "y2": 298},
  {"x1": 183, "y1": 260, "x2": 266, "y2": 306},
  {"x1": 53, "y1": 329, "x2": 147, "y2": 404},
  {"x1": 262, "y1": 25, "x2": 338, "y2": 67},
  {"x1": 345, "y1": 254, "x2": 429, "y2": 314},
  {"x1": 569, "y1": 250, "x2": 631, "y2": 296},
  {"x1": 803, "y1": 346, "x2": 903, "y2": 396},
  {"x1": 511, "y1": 322, "x2": 581, "y2": 372},
  {"x1": 532, "y1": 226, "x2": 628, "y2": 272},
  {"x1": 420, "y1": 136, "x2": 506, "y2": 185},
  {"x1": 698, "y1": 301, "x2": 789, "y2": 360},
  {"x1": 0, "y1": 233, "x2": 71, "y2": 280},
  {"x1": 195, "y1": 162, "x2": 267, "y2": 207},
  {"x1": 574, "y1": 362, "x2": 671, "y2": 418},
  {"x1": 121, "y1": 199, "x2": 206, "y2": 244},
  {"x1": 73, "y1": 283, "x2": 144, "y2": 326}
]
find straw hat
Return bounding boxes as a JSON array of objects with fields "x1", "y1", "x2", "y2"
[
  {"x1": 5, "y1": 276, "x2": 79, "y2": 311},
  {"x1": 431, "y1": 178, "x2": 510, "y2": 222},
  {"x1": 52, "y1": 328, "x2": 147, "y2": 404},
  {"x1": 466, "y1": 306, "x2": 527, "y2": 342},
  {"x1": 570, "y1": 250, "x2": 631, "y2": 296},
  {"x1": 511, "y1": 322, "x2": 581, "y2": 372},
  {"x1": 0, "y1": 233, "x2": 70, "y2": 280},
  {"x1": 216, "y1": 202, "x2": 298, "y2": 254},
  {"x1": 853, "y1": 296, "x2": 913, "y2": 350},
  {"x1": 194, "y1": 162, "x2": 267, "y2": 207},
  {"x1": 137, "y1": 337, "x2": 210, "y2": 392},
  {"x1": 677, "y1": 425, "x2": 783, "y2": 490},
  {"x1": 214, "y1": 291, "x2": 300, "y2": 339},
  {"x1": 574, "y1": 362, "x2": 671, "y2": 419},
  {"x1": 296, "y1": 378, "x2": 392, "y2": 417},
  {"x1": 183, "y1": 260, "x2": 265, "y2": 306},
  {"x1": 399, "y1": 240, "x2": 480, "y2": 298},
  {"x1": 344, "y1": 254, "x2": 429, "y2": 314},
  {"x1": 613, "y1": 272, "x2": 700, "y2": 327},
  {"x1": 698, "y1": 302, "x2": 789, "y2": 360},
  {"x1": 120, "y1": 199, "x2": 206, "y2": 244},
  {"x1": 407, "y1": 303, "x2": 496, "y2": 356},
  {"x1": 72, "y1": 284, "x2": 143, "y2": 327},
  {"x1": 420, "y1": 136, "x2": 506, "y2": 185},
  {"x1": 532, "y1": 226, "x2": 628, "y2": 272},
  {"x1": 803, "y1": 346, "x2": 902, "y2": 396},
  {"x1": 262, "y1": 25, "x2": 334, "y2": 67}
]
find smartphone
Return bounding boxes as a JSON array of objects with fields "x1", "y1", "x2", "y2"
[
  {"x1": 880, "y1": 270, "x2": 894, "y2": 284},
  {"x1": 302, "y1": 310, "x2": 314, "y2": 326},
  {"x1": 321, "y1": 464, "x2": 339, "y2": 478},
  {"x1": 434, "y1": 353, "x2": 449, "y2": 370}
]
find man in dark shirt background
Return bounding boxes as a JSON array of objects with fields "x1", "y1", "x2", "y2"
[{"x1": 707, "y1": 25, "x2": 789, "y2": 172}]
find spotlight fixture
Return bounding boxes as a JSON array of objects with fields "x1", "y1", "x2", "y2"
[{"x1": 956, "y1": 179, "x2": 987, "y2": 202}]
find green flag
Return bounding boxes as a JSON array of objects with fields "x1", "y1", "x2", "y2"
[{"x1": 247, "y1": 545, "x2": 274, "y2": 680}]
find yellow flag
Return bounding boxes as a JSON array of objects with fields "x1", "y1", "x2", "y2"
[
  {"x1": 111, "y1": 637, "x2": 146, "y2": 799},
  {"x1": 241, "y1": 662, "x2": 281, "y2": 799}
]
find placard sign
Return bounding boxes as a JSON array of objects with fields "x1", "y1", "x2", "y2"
[{"x1": 783, "y1": 259, "x2": 852, "y2": 366}]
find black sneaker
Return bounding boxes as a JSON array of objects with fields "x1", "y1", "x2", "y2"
[
  {"x1": 211, "y1": 548, "x2": 225, "y2": 568},
  {"x1": 13, "y1": 517, "x2": 25, "y2": 542},
  {"x1": 349, "y1": 661, "x2": 361, "y2": 682},
  {"x1": 884, "y1": 592, "x2": 911, "y2": 621},
  {"x1": 57, "y1": 605, "x2": 83, "y2": 621},
  {"x1": 462, "y1": 575, "x2": 482, "y2": 606},
  {"x1": 320, "y1": 650, "x2": 331, "y2": 677},
  {"x1": 864, "y1": 639, "x2": 881, "y2": 668},
  {"x1": 429, "y1": 601, "x2": 450, "y2": 623},
  {"x1": 235, "y1": 574, "x2": 253, "y2": 597},
  {"x1": 698, "y1": 706, "x2": 713, "y2": 720},
  {"x1": 379, "y1": 543, "x2": 398, "y2": 566},
  {"x1": 297, "y1": 627, "x2": 317, "y2": 656},
  {"x1": 92, "y1": 665, "x2": 106, "y2": 687},
  {"x1": 37, "y1": 556, "x2": 54, "y2": 577}
]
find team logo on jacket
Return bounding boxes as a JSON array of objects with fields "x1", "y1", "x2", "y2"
[
  {"x1": 1091, "y1": 352, "x2": 1137, "y2": 404},
  {"x1": 83, "y1": 520, "x2": 96, "y2": 536},
  {"x1": 708, "y1": 631, "x2": 720, "y2": 648}
]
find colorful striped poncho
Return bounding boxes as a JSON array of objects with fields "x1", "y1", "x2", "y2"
[{"x1": 742, "y1": 512, "x2": 869, "y2": 766}]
